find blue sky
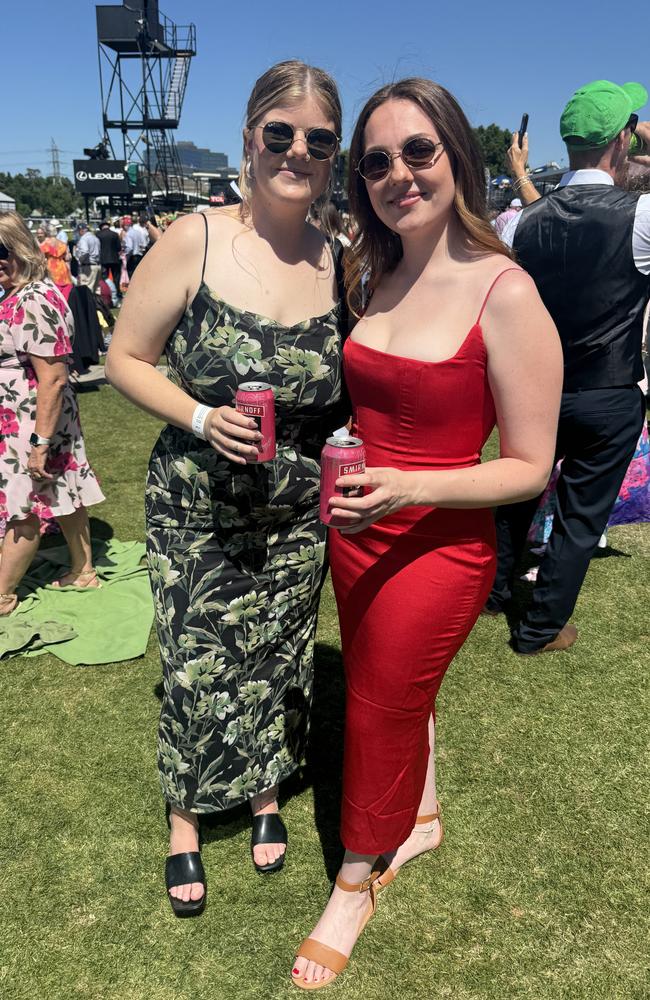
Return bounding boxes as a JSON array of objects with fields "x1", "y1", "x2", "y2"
[{"x1": 2, "y1": 0, "x2": 648, "y2": 180}]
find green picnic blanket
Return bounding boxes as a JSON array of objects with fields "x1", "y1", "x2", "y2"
[{"x1": 0, "y1": 539, "x2": 154, "y2": 665}]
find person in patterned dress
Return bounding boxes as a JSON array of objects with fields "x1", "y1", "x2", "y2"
[
  {"x1": 0, "y1": 212, "x2": 105, "y2": 615},
  {"x1": 106, "y1": 61, "x2": 345, "y2": 916}
]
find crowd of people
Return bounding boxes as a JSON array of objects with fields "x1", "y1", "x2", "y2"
[
  {"x1": 1, "y1": 62, "x2": 648, "y2": 991},
  {"x1": 32, "y1": 212, "x2": 159, "y2": 301}
]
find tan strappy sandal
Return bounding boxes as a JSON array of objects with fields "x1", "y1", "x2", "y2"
[
  {"x1": 51, "y1": 569, "x2": 102, "y2": 590},
  {"x1": 0, "y1": 593, "x2": 19, "y2": 617},
  {"x1": 376, "y1": 801, "x2": 444, "y2": 892},
  {"x1": 292, "y1": 866, "x2": 383, "y2": 991}
]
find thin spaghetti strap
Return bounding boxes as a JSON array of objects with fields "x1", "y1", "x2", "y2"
[
  {"x1": 200, "y1": 212, "x2": 209, "y2": 285},
  {"x1": 476, "y1": 267, "x2": 522, "y2": 324}
]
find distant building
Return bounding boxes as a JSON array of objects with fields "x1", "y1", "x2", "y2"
[
  {"x1": 176, "y1": 141, "x2": 228, "y2": 176},
  {"x1": 0, "y1": 191, "x2": 16, "y2": 213}
]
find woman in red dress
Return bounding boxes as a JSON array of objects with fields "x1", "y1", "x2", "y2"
[{"x1": 291, "y1": 79, "x2": 563, "y2": 989}]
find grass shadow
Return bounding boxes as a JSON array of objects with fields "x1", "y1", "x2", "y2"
[
  {"x1": 503, "y1": 575, "x2": 535, "y2": 632},
  {"x1": 306, "y1": 641, "x2": 346, "y2": 881},
  {"x1": 88, "y1": 516, "x2": 116, "y2": 541},
  {"x1": 71, "y1": 382, "x2": 102, "y2": 394},
  {"x1": 592, "y1": 545, "x2": 632, "y2": 559}
]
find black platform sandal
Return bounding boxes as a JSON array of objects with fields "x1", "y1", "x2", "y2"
[
  {"x1": 165, "y1": 852, "x2": 207, "y2": 917},
  {"x1": 251, "y1": 812, "x2": 288, "y2": 874}
]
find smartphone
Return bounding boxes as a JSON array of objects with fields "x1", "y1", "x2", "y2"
[{"x1": 518, "y1": 114, "x2": 529, "y2": 148}]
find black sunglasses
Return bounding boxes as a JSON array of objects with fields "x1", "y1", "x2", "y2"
[
  {"x1": 256, "y1": 121, "x2": 340, "y2": 160},
  {"x1": 357, "y1": 136, "x2": 443, "y2": 181},
  {"x1": 626, "y1": 113, "x2": 639, "y2": 133},
  {"x1": 0, "y1": 243, "x2": 9, "y2": 261}
]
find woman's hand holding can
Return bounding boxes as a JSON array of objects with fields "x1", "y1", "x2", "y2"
[
  {"x1": 204, "y1": 406, "x2": 262, "y2": 464},
  {"x1": 329, "y1": 466, "x2": 411, "y2": 533}
]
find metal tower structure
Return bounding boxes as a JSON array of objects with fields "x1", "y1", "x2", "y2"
[
  {"x1": 96, "y1": 1, "x2": 196, "y2": 205},
  {"x1": 50, "y1": 139, "x2": 62, "y2": 182}
]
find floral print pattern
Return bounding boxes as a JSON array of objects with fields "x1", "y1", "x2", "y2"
[
  {"x1": 39, "y1": 238, "x2": 72, "y2": 289},
  {"x1": 0, "y1": 280, "x2": 104, "y2": 535},
  {"x1": 146, "y1": 285, "x2": 346, "y2": 813}
]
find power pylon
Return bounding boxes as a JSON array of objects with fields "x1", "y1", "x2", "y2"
[{"x1": 50, "y1": 139, "x2": 62, "y2": 182}]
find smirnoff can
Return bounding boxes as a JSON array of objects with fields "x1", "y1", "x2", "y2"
[
  {"x1": 235, "y1": 381, "x2": 276, "y2": 463},
  {"x1": 320, "y1": 436, "x2": 366, "y2": 527}
]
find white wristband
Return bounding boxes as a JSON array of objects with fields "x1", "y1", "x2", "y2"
[{"x1": 191, "y1": 403, "x2": 213, "y2": 440}]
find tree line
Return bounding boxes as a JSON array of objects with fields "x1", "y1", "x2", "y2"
[{"x1": 0, "y1": 170, "x2": 83, "y2": 219}]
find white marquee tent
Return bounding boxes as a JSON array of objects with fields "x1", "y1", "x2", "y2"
[{"x1": 0, "y1": 191, "x2": 16, "y2": 213}]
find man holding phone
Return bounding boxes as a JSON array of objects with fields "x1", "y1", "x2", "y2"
[{"x1": 487, "y1": 80, "x2": 650, "y2": 654}]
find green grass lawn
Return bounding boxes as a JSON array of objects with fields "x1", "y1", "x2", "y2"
[{"x1": 1, "y1": 385, "x2": 648, "y2": 1000}]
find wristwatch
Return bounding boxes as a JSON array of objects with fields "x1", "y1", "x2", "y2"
[{"x1": 29, "y1": 433, "x2": 51, "y2": 447}]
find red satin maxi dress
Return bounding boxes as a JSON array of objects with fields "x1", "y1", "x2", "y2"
[{"x1": 329, "y1": 276, "x2": 512, "y2": 855}]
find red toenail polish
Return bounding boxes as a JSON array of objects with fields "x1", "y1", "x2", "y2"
[{"x1": 292, "y1": 969, "x2": 299, "y2": 975}]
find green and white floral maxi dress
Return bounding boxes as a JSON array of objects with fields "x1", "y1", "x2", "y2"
[{"x1": 146, "y1": 285, "x2": 345, "y2": 813}]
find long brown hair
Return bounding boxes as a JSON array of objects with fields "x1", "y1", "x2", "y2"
[
  {"x1": 0, "y1": 211, "x2": 48, "y2": 290},
  {"x1": 238, "y1": 60, "x2": 342, "y2": 221},
  {"x1": 346, "y1": 78, "x2": 511, "y2": 313}
]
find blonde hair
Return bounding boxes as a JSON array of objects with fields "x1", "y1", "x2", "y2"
[
  {"x1": 346, "y1": 78, "x2": 512, "y2": 314},
  {"x1": 238, "y1": 60, "x2": 342, "y2": 220},
  {"x1": 0, "y1": 212, "x2": 48, "y2": 289}
]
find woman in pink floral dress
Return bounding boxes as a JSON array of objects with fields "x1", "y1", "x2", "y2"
[{"x1": 0, "y1": 212, "x2": 104, "y2": 616}]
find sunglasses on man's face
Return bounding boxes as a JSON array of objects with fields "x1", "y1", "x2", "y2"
[
  {"x1": 357, "y1": 136, "x2": 443, "y2": 182},
  {"x1": 626, "y1": 114, "x2": 639, "y2": 133},
  {"x1": 257, "y1": 121, "x2": 340, "y2": 160},
  {"x1": 0, "y1": 243, "x2": 10, "y2": 261}
]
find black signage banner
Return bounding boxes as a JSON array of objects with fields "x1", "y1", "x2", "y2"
[{"x1": 74, "y1": 160, "x2": 129, "y2": 195}]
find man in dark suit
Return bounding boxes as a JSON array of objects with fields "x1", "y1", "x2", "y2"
[
  {"x1": 486, "y1": 80, "x2": 650, "y2": 654},
  {"x1": 97, "y1": 220, "x2": 122, "y2": 295}
]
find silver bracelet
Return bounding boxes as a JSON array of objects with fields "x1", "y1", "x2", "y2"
[{"x1": 191, "y1": 403, "x2": 213, "y2": 440}]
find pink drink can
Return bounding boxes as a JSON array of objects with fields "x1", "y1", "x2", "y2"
[
  {"x1": 235, "y1": 381, "x2": 276, "y2": 462},
  {"x1": 319, "y1": 436, "x2": 366, "y2": 527}
]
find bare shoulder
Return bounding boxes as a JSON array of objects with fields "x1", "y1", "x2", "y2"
[
  {"x1": 204, "y1": 206, "x2": 247, "y2": 238},
  {"x1": 479, "y1": 259, "x2": 540, "y2": 321},
  {"x1": 478, "y1": 256, "x2": 560, "y2": 362},
  {"x1": 157, "y1": 211, "x2": 208, "y2": 251}
]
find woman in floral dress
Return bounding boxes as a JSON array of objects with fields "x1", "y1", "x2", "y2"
[
  {"x1": 107, "y1": 61, "x2": 345, "y2": 916},
  {"x1": 0, "y1": 212, "x2": 105, "y2": 614}
]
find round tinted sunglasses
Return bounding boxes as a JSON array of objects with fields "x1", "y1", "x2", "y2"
[
  {"x1": 357, "y1": 136, "x2": 443, "y2": 181},
  {"x1": 0, "y1": 243, "x2": 9, "y2": 261},
  {"x1": 255, "y1": 121, "x2": 340, "y2": 160}
]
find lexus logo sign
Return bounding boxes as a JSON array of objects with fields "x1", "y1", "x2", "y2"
[
  {"x1": 73, "y1": 159, "x2": 129, "y2": 195},
  {"x1": 77, "y1": 171, "x2": 124, "y2": 181}
]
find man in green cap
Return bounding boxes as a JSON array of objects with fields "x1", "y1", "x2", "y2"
[{"x1": 487, "y1": 80, "x2": 650, "y2": 655}]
